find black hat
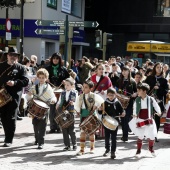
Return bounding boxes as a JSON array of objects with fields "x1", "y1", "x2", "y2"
[{"x1": 5, "y1": 47, "x2": 20, "y2": 55}]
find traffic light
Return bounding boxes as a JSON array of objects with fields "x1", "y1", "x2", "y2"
[
  {"x1": 0, "y1": 0, "x2": 6, "y2": 7},
  {"x1": 0, "y1": 0, "x2": 16, "y2": 7},
  {"x1": 95, "y1": 29, "x2": 102, "y2": 49},
  {"x1": 9, "y1": 0, "x2": 16, "y2": 7},
  {"x1": 103, "y1": 32, "x2": 113, "y2": 46}
]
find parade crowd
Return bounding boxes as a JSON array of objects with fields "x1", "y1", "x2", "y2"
[{"x1": 0, "y1": 47, "x2": 170, "y2": 159}]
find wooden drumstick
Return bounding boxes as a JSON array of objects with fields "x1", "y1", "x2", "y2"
[
  {"x1": 57, "y1": 82, "x2": 63, "y2": 89},
  {"x1": 48, "y1": 81, "x2": 58, "y2": 88}
]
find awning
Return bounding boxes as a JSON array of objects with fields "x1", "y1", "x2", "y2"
[
  {"x1": 127, "y1": 40, "x2": 170, "y2": 53},
  {"x1": 154, "y1": 53, "x2": 170, "y2": 56}
]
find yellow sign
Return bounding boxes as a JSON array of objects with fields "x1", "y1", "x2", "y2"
[
  {"x1": 151, "y1": 44, "x2": 170, "y2": 53},
  {"x1": 127, "y1": 43, "x2": 151, "y2": 52}
]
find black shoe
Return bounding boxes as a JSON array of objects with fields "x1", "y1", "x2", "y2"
[
  {"x1": 56, "y1": 129, "x2": 61, "y2": 133},
  {"x1": 49, "y1": 129, "x2": 56, "y2": 133},
  {"x1": 111, "y1": 152, "x2": 116, "y2": 159},
  {"x1": 38, "y1": 144, "x2": 44, "y2": 149},
  {"x1": 103, "y1": 150, "x2": 110, "y2": 157},
  {"x1": 63, "y1": 146, "x2": 71, "y2": 151},
  {"x1": 121, "y1": 137, "x2": 128, "y2": 142},
  {"x1": 3, "y1": 143, "x2": 12, "y2": 147},
  {"x1": 17, "y1": 116, "x2": 23, "y2": 121},
  {"x1": 73, "y1": 145, "x2": 77, "y2": 151},
  {"x1": 155, "y1": 137, "x2": 159, "y2": 142},
  {"x1": 34, "y1": 141, "x2": 38, "y2": 145}
]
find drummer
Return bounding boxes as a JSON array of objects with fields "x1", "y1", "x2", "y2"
[
  {"x1": 129, "y1": 83, "x2": 161, "y2": 158},
  {"x1": 26, "y1": 68, "x2": 57, "y2": 149},
  {"x1": 99, "y1": 87, "x2": 125, "y2": 159},
  {"x1": 74, "y1": 80, "x2": 104, "y2": 156},
  {"x1": 56, "y1": 78, "x2": 78, "y2": 151}
]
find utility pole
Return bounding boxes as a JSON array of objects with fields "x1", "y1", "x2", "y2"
[
  {"x1": 20, "y1": 0, "x2": 24, "y2": 62},
  {"x1": 64, "y1": 15, "x2": 68, "y2": 67},
  {"x1": 5, "y1": 6, "x2": 9, "y2": 49}
]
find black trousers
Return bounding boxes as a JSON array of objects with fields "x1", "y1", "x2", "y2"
[
  {"x1": 0, "y1": 101, "x2": 18, "y2": 143},
  {"x1": 104, "y1": 126, "x2": 118, "y2": 152},
  {"x1": 32, "y1": 117, "x2": 47, "y2": 145},
  {"x1": 154, "y1": 101, "x2": 164, "y2": 132},
  {"x1": 121, "y1": 105, "x2": 132, "y2": 139},
  {"x1": 49, "y1": 104, "x2": 60, "y2": 130}
]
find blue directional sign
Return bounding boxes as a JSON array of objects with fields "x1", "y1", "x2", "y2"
[{"x1": 35, "y1": 28, "x2": 64, "y2": 35}]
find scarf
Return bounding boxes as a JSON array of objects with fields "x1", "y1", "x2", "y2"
[{"x1": 52, "y1": 64, "x2": 59, "y2": 76}]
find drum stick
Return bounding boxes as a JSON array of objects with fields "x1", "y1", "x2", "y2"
[
  {"x1": 62, "y1": 102, "x2": 70, "y2": 111},
  {"x1": 57, "y1": 82, "x2": 63, "y2": 89},
  {"x1": 48, "y1": 82, "x2": 58, "y2": 88},
  {"x1": 104, "y1": 111, "x2": 122, "y2": 118},
  {"x1": 118, "y1": 89, "x2": 132, "y2": 96}
]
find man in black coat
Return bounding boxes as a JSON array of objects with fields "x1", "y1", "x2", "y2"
[{"x1": 0, "y1": 47, "x2": 29, "y2": 147}]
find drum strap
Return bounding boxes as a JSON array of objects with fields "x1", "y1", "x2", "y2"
[
  {"x1": 35, "y1": 83, "x2": 48, "y2": 98},
  {"x1": 93, "y1": 75, "x2": 104, "y2": 92},
  {"x1": 83, "y1": 94, "x2": 88, "y2": 109}
]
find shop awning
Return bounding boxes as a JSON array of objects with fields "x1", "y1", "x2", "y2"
[
  {"x1": 154, "y1": 53, "x2": 170, "y2": 56},
  {"x1": 127, "y1": 40, "x2": 170, "y2": 53}
]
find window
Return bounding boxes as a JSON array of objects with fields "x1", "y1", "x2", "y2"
[
  {"x1": 155, "y1": 0, "x2": 170, "y2": 16},
  {"x1": 61, "y1": 0, "x2": 82, "y2": 18},
  {"x1": 47, "y1": 0, "x2": 57, "y2": 10}
]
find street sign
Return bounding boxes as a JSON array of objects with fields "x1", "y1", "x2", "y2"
[
  {"x1": 69, "y1": 21, "x2": 99, "y2": 28},
  {"x1": 35, "y1": 29, "x2": 64, "y2": 35},
  {"x1": 6, "y1": 19, "x2": 12, "y2": 32},
  {"x1": 35, "y1": 20, "x2": 99, "y2": 28},
  {"x1": 6, "y1": 32, "x2": 11, "y2": 40},
  {"x1": 35, "y1": 20, "x2": 64, "y2": 27}
]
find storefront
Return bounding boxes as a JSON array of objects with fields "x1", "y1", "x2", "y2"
[{"x1": 127, "y1": 40, "x2": 170, "y2": 64}]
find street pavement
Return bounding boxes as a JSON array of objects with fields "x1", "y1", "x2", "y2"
[{"x1": 0, "y1": 117, "x2": 170, "y2": 170}]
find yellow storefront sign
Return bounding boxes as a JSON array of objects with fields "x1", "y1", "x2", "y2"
[
  {"x1": 127, "y1": 43, "x2": 151, "y2": 52},
  {"x1": 151, "y1": 44, "x2": 170, "y2": 53}
]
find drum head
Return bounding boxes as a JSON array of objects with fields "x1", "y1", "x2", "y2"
[
  {"x1": 102, "y1": 115, "x2": 118, "y2": 130},
  {"x1": 105, "y1": 116, "x2": 118, "y2": 126},
  {"x1": 33, "y1": 99, "x2": 49, "y2": 109}
]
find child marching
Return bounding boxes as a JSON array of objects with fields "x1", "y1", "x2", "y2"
[{"x1": 129, "y1": 83, "x2": 161, "y2": 157}]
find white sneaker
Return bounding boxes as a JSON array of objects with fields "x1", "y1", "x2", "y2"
[
  {"x1": 89, "y1": 149, "x2": 94, "y2": 154},
  {"x1": 148, "y1": 148, "x2": 156, "y2": 157}
]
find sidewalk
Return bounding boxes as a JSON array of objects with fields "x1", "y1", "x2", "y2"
[{"x1": 0, "y1": 117, "x2": 170, "y2": 170}]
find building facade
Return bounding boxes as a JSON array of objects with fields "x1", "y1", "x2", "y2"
[{"x1": 0, "y1": 0, "x2": 86, "y2": 63}]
